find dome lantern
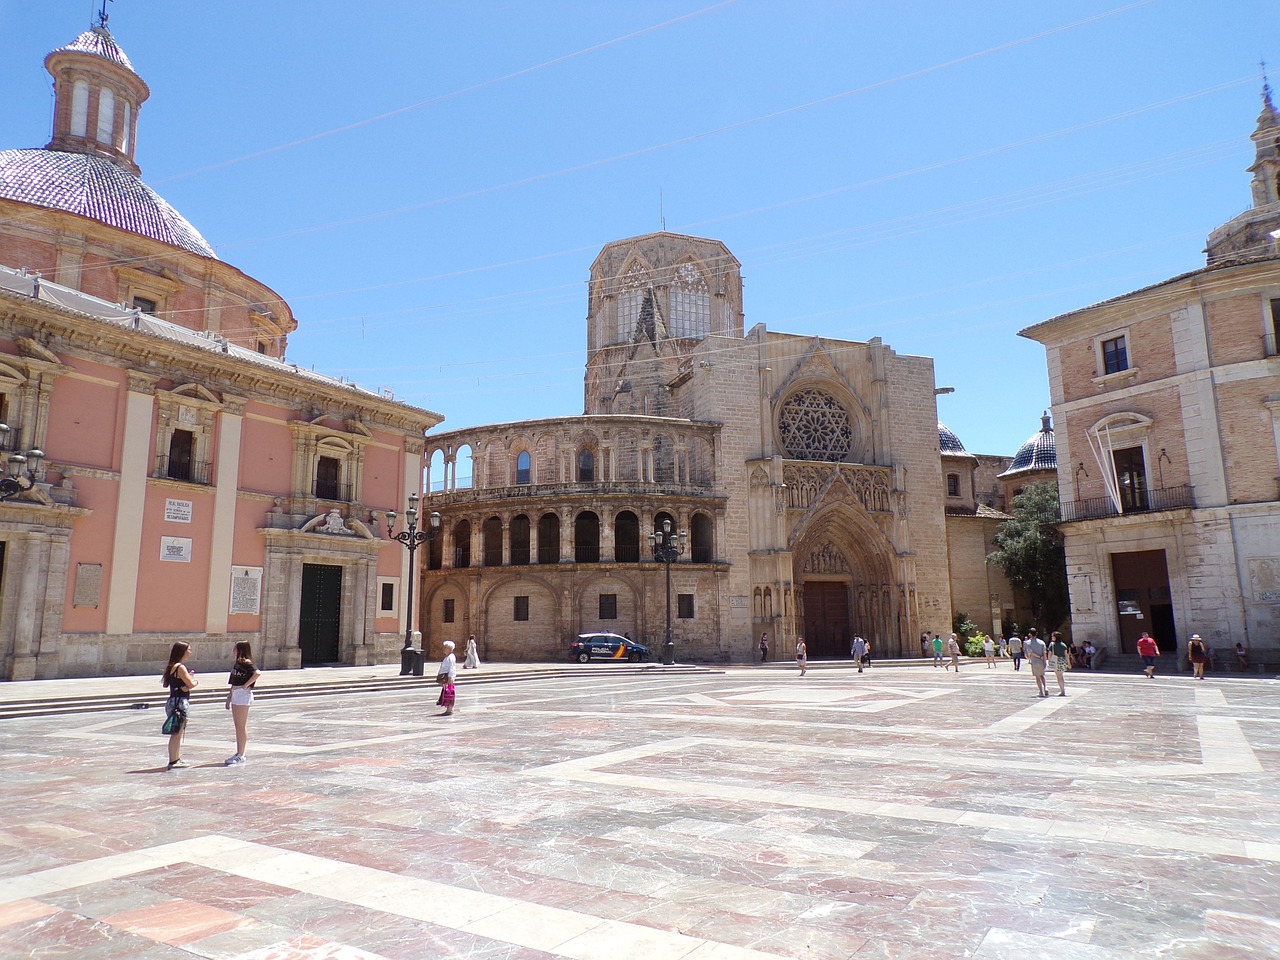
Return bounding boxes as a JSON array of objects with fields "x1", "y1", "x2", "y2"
[{"x1": 44, "y1": 17, "x2": 149, "y2": 176}]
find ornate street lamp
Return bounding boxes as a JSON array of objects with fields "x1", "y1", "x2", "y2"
[
  {"x1": 385, "y1": 492, "x2": 441, "y2": 675},
  {"x1": 649, "y1": 517, "x2": 686, "y2": 665},
  {"x1": 0, "y1": 425, "x2": 43, "y2": 502}
]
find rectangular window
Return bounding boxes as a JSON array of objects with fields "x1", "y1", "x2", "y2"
[
  {"x1": 380, "y1": 582, "x2": 395, "y2": 613},
  {"x1": 1102, "y1": 335, "x2": 1128, "y2": 375},
  {"x1": 443, "y1": 598, "x2": 455, "y2": 623},
  {"x1": 677, "y1": 594, "x2": 694, "y2": 619},
  {"x1": 314, "y1": 455, "x2": 341, "y2": 500},
  {"x1": 513, "y1": 596, "x2": 529, "y2": 621},
  {"x1": 1269, "y1": 298, "x2": 1280, "y2": 356},
  {"x1": 599, "y1": 593, "x2": 617, "y2": 619},
  {"x1": 946, "y1": 474, "x2": 960, "y2": 497},
  {"x1": 1112, "y1": 446, "x2": 1148, "y2": 510},
  {"x1": 166, "y1": 428, "x2": 195, "y2": 482},
  {"x1": 132, "y1": 296, "x2": 157, "y2": 315}
]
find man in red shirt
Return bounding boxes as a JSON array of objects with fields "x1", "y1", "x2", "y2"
[{"x1": 1137, "y1": 632, "x2": 1160, "y2": 678}]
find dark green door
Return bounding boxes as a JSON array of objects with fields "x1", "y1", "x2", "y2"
[{"x1": 300, "y1": 563, "x2": 341, "y2": 664}]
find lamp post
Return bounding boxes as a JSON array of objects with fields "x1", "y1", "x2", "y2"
[
  {"x1": 385, "y1": 492, "x2": 441, "y2": 676},
  {"x1": 0, "y1": 425, "x2": 43, "y2": 502},
  {"x1": 649, "y1": 517, "x2": 686, "y2": 665}
]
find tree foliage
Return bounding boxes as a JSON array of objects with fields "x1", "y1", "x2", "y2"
[{"x1": 987, "y1": 481, "x2": 1069, "y2": 634}]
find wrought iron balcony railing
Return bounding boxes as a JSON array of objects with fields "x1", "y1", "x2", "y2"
[
  {"x1": 157, "y1": 456, "x2": 211, "y2": 485},
  {"x1": 1059, "y1": 484, "x2": 1194, "y2": 523}
]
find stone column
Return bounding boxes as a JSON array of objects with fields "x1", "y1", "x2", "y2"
[
  {"x1": 205, "y1": 396, "x2": 244, "y2": 634},
  {"x1": 106, "y1": 372, "x2": 156, "y2": 635}
]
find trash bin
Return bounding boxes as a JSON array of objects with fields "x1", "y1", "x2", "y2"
[
  {"x1": 400, "y1": 646, "x2": 424, "y2": 676},
  {"x1": 662, "y1": 641, "x2": 676, "y2": 665}
]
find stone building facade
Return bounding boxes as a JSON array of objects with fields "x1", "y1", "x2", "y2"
[
  {"x1": 0, "y1": 23, "x2": 441, "y2": 679},
  {"x1": 1020, "y1": 86, "x2": 1280, "y2": 664},
  {"x1": 423, "y1": 232, "x2": 1036, "y2": 661}
]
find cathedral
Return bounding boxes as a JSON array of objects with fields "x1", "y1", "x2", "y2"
[{"x1": 421, "y1": 233, "x2": 1047, "y2": 662}]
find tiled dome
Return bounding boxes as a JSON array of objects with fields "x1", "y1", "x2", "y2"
[
  {"x1": 51, "y1": 27, "x2": 137, "y2": 74},
  {"x1": 938, "y1": 422, "x2": 966, "y2": 453},
  {"x1": 999, "y1": 412, "x2": 1057, "y2": 477},
  {"x1": 0, "y1": 149, "x2": 216, "y2": 258}
]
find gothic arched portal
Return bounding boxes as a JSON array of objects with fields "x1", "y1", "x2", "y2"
[{"x1": 791, "y1": 504, "x2": 901, "y2": 658}]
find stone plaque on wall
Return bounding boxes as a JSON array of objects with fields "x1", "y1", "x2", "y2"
[
  {"x1": 73, "y1": 563, "x2": 103, "y2": 607},
  {"x1": 1248, "y1": 558, "x2": 1280, "y2": 603},
  {"x1": 160, "y1": 537, "x2": 192, "y2": 562},
  {"x1": 229, "y1": 566, "x2": 263, "y2": 615}
]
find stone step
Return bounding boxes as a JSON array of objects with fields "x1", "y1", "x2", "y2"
[{"x1": 0, "y1": 663, "x2": 715, "y2": 721}]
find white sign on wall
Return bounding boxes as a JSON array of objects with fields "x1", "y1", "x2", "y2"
[
  {"x1": 229, "y1": 566, "x2": 263, "y2": 615},
  {"x1": 164, "y1": 499, "x2": 193, "y2": 523},
  {"x1": 160, "y1": 537, "x2": 192, "y2": 562}
]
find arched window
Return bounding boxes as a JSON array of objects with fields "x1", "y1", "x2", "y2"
[
  {"x1": 617, "y1": 262, "x2": 648, "y2": 342},
  {"x1": 454, "y1": 444, "x2": 473, "y2": 489},
  {"x1": 515, "y1": 450, "x2": 531, "y2": 485},
  {"x1": 510, "y1": 514, "x2": 531, "y2": 565},
  {"x1": 670, "y1": 262, "x2": 710, "y2": 339},
  {"x1": 537, "y1": 513, "x2": 560, "y2": 564},
  {"x1": 690, "y1": 512, "x2": 714, "y2": 563},
  {"x1": 427, "y1": 448, "x2": 446, "y2": 493},
  {"x1": 482, "y1": 516, "x2": 503, "y2": 566},
  {"x1": 452, "y1": 519, "x2": 471, "y2": 568},
  {"x1": 614, "y1": 511, "x2": 640, "y2": 563},
  {"x1": 575, "y1": 511, "x2": 600, "y2": 563},
  {"x1": 121, "y1": 101, "x2": 131, "y2": 153},
  {"x1": 96, "y1": 87, "x2": 115, "y2": 145},
  {"x1": 70, "y1": 80, "x2": 89, "y2": 137},
  {"x1": 427, "y1": 527, "x2": 443, "y2": 570},
  {"x1": 577, "y1": 448, "x2": 595, "y2": 482}
]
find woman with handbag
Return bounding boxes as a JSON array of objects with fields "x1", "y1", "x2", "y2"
[
  {"x1": 224, "y1": 640, "x2": 261, "y2": 765},
  {"x1": 436, "y1": 640, "x2": 458, "y2": 716},
  {"x1": 161, "y1": 641, "x2": 198, "y2": 769}
]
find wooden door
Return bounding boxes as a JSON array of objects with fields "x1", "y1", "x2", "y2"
[
  {"x1": 300, "y1": 563, "x2": 342, "y2": 663},
  {"x1": 802, "y1": 581, "x2": 850, "y2": 659}
]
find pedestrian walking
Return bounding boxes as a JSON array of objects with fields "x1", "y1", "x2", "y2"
[
  {"x1": 983, "y1": 636, "x2": 996, "y2": 668},
  {"x1": 1188, "y1": 633, "x2": 1207, "y2": 680},
  {"x1": 759, "y1": 633, "x2": 769, "y2": 662},
  {"x1": 920, "y1": 632, "x2": 931, "y2": 658},
  {"x1": 1025, "y1": 628, "x2": 1048, "y2": 697},
  {"x1": 862, "y1": 638, "x2": 873, "y2": 669},
  {"x1": 1008, "y1": 633, "x2": 1023, "y2": 671},
  {"x1": 931, "y1": 633, "x2": 944, "y2": 667},
  {"x1": 1137, "y1": 632, "x2": 1160, "y2": 679},
  {"x1": 463, "y1": 634, "x2": 480, "y2": 669},
  {"x1": 161, "y1": 641, "x2": 197, "y2": 770},
  {"x1": 795, "y1": 637, "x2": 808, "y2": 676},
  {"x1": 436, "y1": 640, "x2": 458, "y2": 715},
  {"x1": 850, "y1": 635, "x2": 867, "y2": 673},
  {"x1": 224, "y1": 640, "x2": 260, "y2": 766},
  {"x1": 945, "y1": 633, "x2": 961, "y2": 671},
  {"x1": 1049, "y1": 631, "x2": 1068, "y2": 696}
]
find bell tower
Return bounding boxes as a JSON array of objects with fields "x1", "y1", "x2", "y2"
[
  {"x1": 1206, "y1": 80, "x2": 1280, "y2": 265},
  {"x1": 44, "y1": 12, "x2": 149, "y2": 175}
]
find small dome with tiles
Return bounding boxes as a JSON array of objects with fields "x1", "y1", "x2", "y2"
[
  {"x1": 999, "y1": 412, "x2": 1057, "y2": 478},
  {"x1": 938, "y1": 422, "x2": 967, "y2": 453}
]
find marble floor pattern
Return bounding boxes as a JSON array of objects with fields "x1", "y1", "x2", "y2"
[{"x1": 2, "y1": 666, "x2": 1279, "y2": 959}]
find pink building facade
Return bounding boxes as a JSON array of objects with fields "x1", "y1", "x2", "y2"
[{"x1": 0, "y1": 23, "x2": 441, "y2": 679}]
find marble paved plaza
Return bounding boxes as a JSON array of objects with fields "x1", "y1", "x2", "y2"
[{"x1": 2, "y1": 664, "x2": 1279, "y2": 959}]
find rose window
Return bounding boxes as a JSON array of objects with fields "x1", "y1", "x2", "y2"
[{"x1": 778, "y1": 389, "x2": 853, "y2": 461}]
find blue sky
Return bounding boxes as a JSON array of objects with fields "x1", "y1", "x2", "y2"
[{"x1": 5, "y1": 1, "x2": 1277, "y2": 456}]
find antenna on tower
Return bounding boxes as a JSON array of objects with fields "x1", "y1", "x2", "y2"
[{"x1": 659, "y1": 189, "x2": 666, "y2": 232}]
